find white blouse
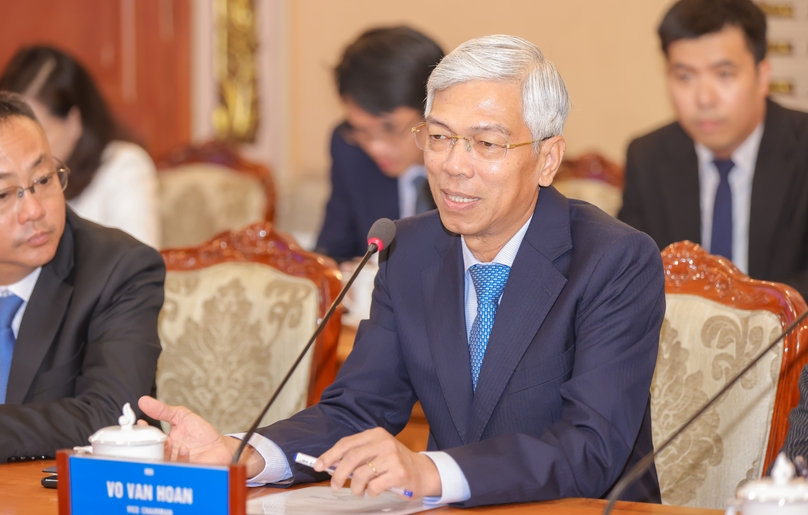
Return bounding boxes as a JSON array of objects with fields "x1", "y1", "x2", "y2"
[{"x1": 67, "y1": 141, "x2": 161, "y2": 248}]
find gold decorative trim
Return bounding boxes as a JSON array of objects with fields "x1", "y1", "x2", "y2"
[
  {"x1": 758, "y1": 2, "x2": 794, "y2": 17},
  {"x1": 767, "y1": 41, "x2": 793, "y2": 56},
  {"x1": 770, "y1": 80, "x2": 795, "y2": 96},
  {"x1": 212, "y1": 0, "x2": 259, "y2": 142}
]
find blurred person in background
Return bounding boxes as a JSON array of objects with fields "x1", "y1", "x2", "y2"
[
  {"x1": 315, "y1": 26, "x2": 444, "y2": 262},
  {"x1": 0, "y1": 45, "x2": 160, "y2": 248},
  {"x1": 618, "y1": 0, "x2": 808, "y2": 297}
]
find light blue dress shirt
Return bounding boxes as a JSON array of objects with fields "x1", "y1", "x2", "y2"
[
  {"x1": 695, "y1": 123, "x2": 763, "y2": 274},
  {"x1": 0, "y1": 267, "x2": 41, "y2": 338},
  {"x1": 236, "y1": 216, "x2": 533, "y2": 505},
  {"x1": 397, "y1": 165, "x2": 427, "y2": 219}
]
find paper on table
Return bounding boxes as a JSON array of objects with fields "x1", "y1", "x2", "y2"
[{"x1": 247, "y1": 486, "x2": 442, "y2": 515}]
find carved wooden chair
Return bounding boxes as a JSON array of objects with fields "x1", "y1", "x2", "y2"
[
  {"x1": 156, "y1": 141, "x2": 276, "y2": 249},
  {"x1": 553, "y1": 152, "x2": 623, "y2": 216},
  {"x1": 652, "y1": 241, "x2": 808, "y2": 508},
  {"x1": 156, "y1": 222, "x2": 341, "y2": 434}
]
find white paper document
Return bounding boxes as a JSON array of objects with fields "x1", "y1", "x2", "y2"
[{"x1": 247, "y1": 486, "x2": 443, "y2": 515}]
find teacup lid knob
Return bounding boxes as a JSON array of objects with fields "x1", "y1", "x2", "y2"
[
  {"x1": 773, "y1": 453, "x2": 797, "y2": 486},
  {"x1": 118, "y1": 403, "x2": 136, "y2": 431}
]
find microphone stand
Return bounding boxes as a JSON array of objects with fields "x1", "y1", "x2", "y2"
[
  {"x1": 602, "y1": 306, "x2": 808, "y2": 514},
  {"x1": 231, "y1": 243, "x2": 380, "y2": 464}
]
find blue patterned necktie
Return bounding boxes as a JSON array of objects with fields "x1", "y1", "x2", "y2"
[
  {"x1": 711, "y1": 159, "x2": 734, "y2": 260},
  {"x1": 0, "y1": 293, "x2": 22, "y2": 404},
  {"x1": 468, "y1": 263, "x2": 511, "y2": 392}
]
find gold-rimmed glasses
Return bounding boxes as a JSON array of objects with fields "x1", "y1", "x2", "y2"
[
  {"x1": 0, "y1": 157, "x2": 70, "y2": 215},
  {"x1": 412, "y1": 122, "x2": 547, "y2": 162}
]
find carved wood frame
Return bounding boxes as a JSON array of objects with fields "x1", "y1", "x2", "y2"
[
  {"x1": 157, "y1": 140, "x2": 276, "y2": 222},
  {"x1": 555, "y1": 152, "x2": 624, "y2": 188},
  {"x1": 662, "y1": 241, "x2": 808, "y2": 473},
  {"x1": 160, "y1": 221, "x2": 342, "y2": 407}
]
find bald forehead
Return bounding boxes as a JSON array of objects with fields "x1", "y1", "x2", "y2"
[{"x1": 0, "y1": 115, "x2": 51, "y2": 180}]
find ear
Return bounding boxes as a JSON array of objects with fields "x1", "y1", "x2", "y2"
[
  {"x1": 756, "y1": 59, "x2": 772, "y2": 98},
  {"x1": 537, "y1": 136, "x2": 566, "y2": 188}
]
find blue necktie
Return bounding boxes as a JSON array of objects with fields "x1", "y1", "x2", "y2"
[
  {"x1": 0, "y1": 294, "x2": 22, "y2": 404},
  {"x1": 468, "y1": 263, "x2": 510, "y2": 391},
  {"x1": 711, "y1": 159, "x2": 734, "y2": 260}
]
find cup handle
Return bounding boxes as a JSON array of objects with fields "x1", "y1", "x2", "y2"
[{"x1": 724, "y1": 498, "x2": 741, "y2": 515}]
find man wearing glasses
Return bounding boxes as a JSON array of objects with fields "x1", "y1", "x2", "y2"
[
  {"x1": 141, "y1": 35, "x2": 663, "y2": 506},
  {"x1": 315, "y1": 26, "x2": 443, "y2": 262},
  {"x1": 0, "y1": 92, "x2": 164, "y2": 461}
]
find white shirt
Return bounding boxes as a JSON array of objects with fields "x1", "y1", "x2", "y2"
[
  {"x1": 236, "y1": 216, "x2": 533, "y2": 505},
  {"x1": 397, "y1": 165, "x2": 428, "y2": 218},
  {"x1": 67, "y1": 141, "x2": 161, "y2": 248},
  {"x1": 0, "y1": 268, "x2": 42, "y2": 338},
  {"x1": 695, "y1": 123, "x2": 764, "y2": 274}
]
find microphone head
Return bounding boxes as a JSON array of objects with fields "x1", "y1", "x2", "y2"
[{"x1": 367, "y1": 218, "x2": 396, "y2": 252}]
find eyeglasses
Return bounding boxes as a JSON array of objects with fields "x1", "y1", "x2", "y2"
[
  {"x1": 0, "y1": 157, "x2": 70, "y2": 215},
  {"x1": 341, "y1": 115, "x2": 423, "y2": 148},
  {"x1": 412, "y1": 122, "x2": 548, "y2": 162}
]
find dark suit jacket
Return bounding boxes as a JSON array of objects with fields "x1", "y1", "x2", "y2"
[
  {"x1": 619, "y1": 99, "x2": 808, "y2": 296},
  {"x1": 261, "y1": 187, "x2": 664, "y2": 506},
  {"x1": 0, "y1": 209, "x2": 165, "y2": 461},
  {"x1": 315, "y1": 124, "x2": 400, "y2": 262}
]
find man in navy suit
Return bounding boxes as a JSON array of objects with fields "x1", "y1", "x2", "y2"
[
  {"x1": 141, "y1": 35, "x2": 664, "y2": 506},
  {"x1": 315, "y1": 26, "x2": 443, "y2": 262}
]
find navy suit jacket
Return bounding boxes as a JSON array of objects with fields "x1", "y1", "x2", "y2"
[
  {"x1": 316, "y1": 124, "x2": 399, "y2": 261},
  {"x1": 262, "y1": 186, "x2": 664, "y2": 506}
]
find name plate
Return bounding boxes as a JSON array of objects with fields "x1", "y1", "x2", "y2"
[{"x1": 57, "y1": 450, "x2": 246, "y2": 515}]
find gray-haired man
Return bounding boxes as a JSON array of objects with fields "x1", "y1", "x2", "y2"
[{"x1": 140, "y1": 35, "x2": 663, "y2": 507}]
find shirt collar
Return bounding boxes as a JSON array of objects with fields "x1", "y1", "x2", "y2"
[
  {"x1": 397, "y1": 164, "x2": 427, "y2": 184},
  {"x1": 0, "y1": 268, "x2": 42, "y2": 303},
  {"x1": 694, "y1": 121, "x2": 764, "y2": 174},
  {"x1": 461, "y1": 216, "x2": 533, "y2": 272}
]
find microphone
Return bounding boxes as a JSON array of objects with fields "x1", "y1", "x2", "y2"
[
  {"x1": 232, "y1": 218, "x2": 397, "y2": 464},
  {"x1": 602, "y1": 306, "x2": 808, "y2": 514}
]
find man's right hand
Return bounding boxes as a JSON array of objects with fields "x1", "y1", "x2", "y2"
[{"x1": 138, "y1": 396, "x2": 265, "y2": 477}]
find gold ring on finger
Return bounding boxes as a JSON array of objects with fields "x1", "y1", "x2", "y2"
[{"x1": 366, "y1": 460, "x2": 378, "y2": 477}]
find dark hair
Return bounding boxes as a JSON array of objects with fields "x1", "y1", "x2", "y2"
[
  {"x1": 0, "y1": 91, "x2": 38, "y2": 124},
  {"x1": 658, "y1": 0, "x2": 767, "y2": 63},
  {"x1": 0, "y1": 46, "x2": 129, "y2": 199},
  {"x1": 335, "y1": 26, "x2": 444, "y2": 115}
]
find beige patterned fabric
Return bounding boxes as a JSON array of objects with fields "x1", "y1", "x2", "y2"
[
  {"x1": 652, "y1": 294, "x2": 783, "y2": 509},
  {"x1": 158, "y1": 163, "x2": 267, "y2": 249},
  {"x1": 553, "y1": 178, "x2": 622, "y2": 217},
  {"x1": 157, "y1": 262, "x2": 319, "y2": 434}
]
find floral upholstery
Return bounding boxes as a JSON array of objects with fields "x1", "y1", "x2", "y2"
[
  {"x1": 158, "y1": 163, "x2": 267, "y2": 249},
  {"x1": 652, "y1": 293, "x2": 783, "y2": 509},
  {"x1": 157, "y1": 262, "x2": 319, "y2": 434}
]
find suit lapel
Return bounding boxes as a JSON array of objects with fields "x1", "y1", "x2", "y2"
[
  {"x1": 749, "y1": 101, "x2": 796, "y2": 277},
  {"x1": 659, "y1": 125, "x2": 701, "y2": 244},
  {"x1": 467, "y1": 187, "x2": 570, "y2": 443},
  {"x1": 423, "y1": 229, "x2": 473, "y2": 445},
  {"x1": 7, "y1": 212, "x2": 75, "y2": 404}
]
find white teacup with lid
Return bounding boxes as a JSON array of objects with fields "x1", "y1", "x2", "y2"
[
  {"x1": 74, "y1": 403, "x2": 167, "y2": 461},
  {"x1": 725, "y1": 454, "x2": 808, "y2": 515}
]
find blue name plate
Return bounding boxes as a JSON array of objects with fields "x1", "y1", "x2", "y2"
[{"x1": 68, "y1": 455, "x2": 230, "y2": 514}]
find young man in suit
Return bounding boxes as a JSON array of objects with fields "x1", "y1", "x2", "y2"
[
  {"x1": 140, "y1": 35, "x2": 664, "y2": 506},
  {"x1": 0, "y1": 92, "x2": 164, "y2": 461},
  {"x1": 315, "y1": 26, "x2": 443, "y2": 262},
  {"x1": 619, "y1": 0, "x2": 808, "y2": 296}
]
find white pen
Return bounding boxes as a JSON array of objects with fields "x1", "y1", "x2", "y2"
[{"x1": 294, "y1": 452, "x2": 414, "y2": 498}]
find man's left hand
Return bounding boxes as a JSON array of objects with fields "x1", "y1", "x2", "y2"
[{"x1": 314, "y1": 427, "x2": 441, "y2": 499}]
